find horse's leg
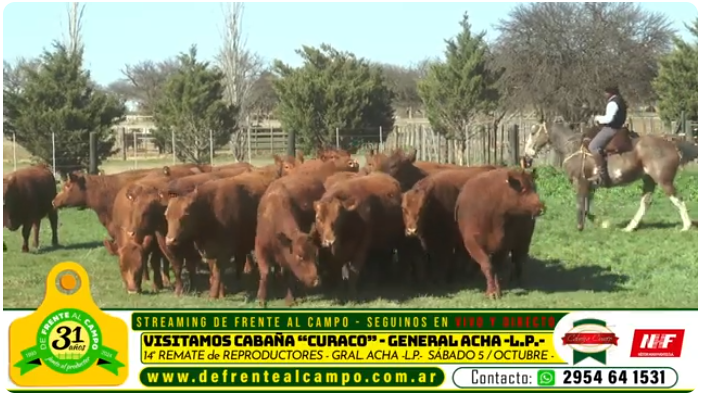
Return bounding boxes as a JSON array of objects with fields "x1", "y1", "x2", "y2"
[
  {"x1": 659, "y1": 181, "x2": 693, "y2": 231},
  {"x1": 623, "y1": 175, "x2": 656, "y2": 232},
  {"x1": 575, "y1": 179, "x2": 590, "y2": 231},
  {"x1": 585, "y1": 190, "x2": 596, "y2": 222}
]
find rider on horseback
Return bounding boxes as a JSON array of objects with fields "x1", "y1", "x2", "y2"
[{"x1": 589, "y1": 85, "x2": 628, "y2": 187}]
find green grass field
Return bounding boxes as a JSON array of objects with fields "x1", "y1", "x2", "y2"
[{"x1": 2, "y1": 163, "x2": 698, "y2": 309}]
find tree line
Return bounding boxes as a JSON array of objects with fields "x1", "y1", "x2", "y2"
[{"x1": 3, "y1": 3, "x2": 697, "y2": 173}]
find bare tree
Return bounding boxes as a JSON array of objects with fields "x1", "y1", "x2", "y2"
[
  {"x1": 216, "y1": 2, "x2": 264, "y2": 161},
  {"x1": 64, "y1": 2, "x2": 86, "y2": 55},
  {"x1": 114, "y1": 59, "x2": 180, "y2": 114},
  {"x1": 493, "y1": 2, "x2": 674, "y2": 123}
]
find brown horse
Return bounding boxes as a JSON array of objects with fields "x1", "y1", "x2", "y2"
[{"x1": 521, "y1": 121, "x2": 697, "y2": 231}]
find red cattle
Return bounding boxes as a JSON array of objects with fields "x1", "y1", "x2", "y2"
[
  {"x1": 164, "y1": 171, "x2": 279, "y2": 298},
  {"x1": 455, "y1": 168, "x2": 545, "y2": 298},
  {"x1": 254, "y1": 173, "x2": 328, "y2": 306},
  {"x1": 3, "y1": 164, "x2": 59, "y2": 252},
  {"x1": 313, "y1": 172, "x2": 409, "y2": 299},
  {"x1": 401, "y1": 166, "x2": 497, "y2": 285}
]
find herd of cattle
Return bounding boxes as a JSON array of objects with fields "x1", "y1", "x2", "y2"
[{"x1": 3, "y1": 148, "x2": 545, "y2": 305}]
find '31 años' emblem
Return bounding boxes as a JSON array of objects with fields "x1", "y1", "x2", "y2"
[{"x1": 9, "y1": 262, "x2": 128, "y2": 387}]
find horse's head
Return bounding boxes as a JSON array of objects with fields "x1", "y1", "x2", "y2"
[{"x1": 523, "y1": 122, "x2": 551, "y2": 160}]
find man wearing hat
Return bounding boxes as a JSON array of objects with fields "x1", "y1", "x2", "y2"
[{"x1": 588, "y1": 85, "x2": 628, "y2": 187}]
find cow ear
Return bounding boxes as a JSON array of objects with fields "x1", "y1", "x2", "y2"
[
  {"x1": 506, "y1": 176, "x2": 524, "y2": 192},
  {"x1": 405, "y1": 149, "x2": 417, "y2": 163},
  {"x1": 296, "y1": 150, "x2": 305, "y2": 163},
  {"x1": 273, "y1": 154, "x2": 282, "y2": 165},
  {"x1": 68, "y1": 172, "x2": 79, "y2": 182},
  {"x1": 276, "y1": 232, "x2": 293, "y2": 249},
  {"x1": 162, "y1": 166, "x2": 171, "y2": 176},
  {"x1": 342, "y1": 196, "x2": 358, "y2": 211}
]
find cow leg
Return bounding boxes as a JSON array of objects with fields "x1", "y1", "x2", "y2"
[
  {"x1": 284, "y1": 268, "x2": 298, "y2": 307},
  {"x1": 149, "y1": 249, "x2": 164, "y2": 292},
  {"x1": 48, "y1": 208, "x2": 59, "y2": 247},
  {"x1": 346, "y1": 240, "x2": 371, "y2": 302},
  {"x1": 21, "y1": 223, "x2": 31, "y2": 252},
  {"x1": 31, "y1": 221, "x2": 41, "y2": 249},
  {"x1": 254, "y1": 243, "x2": 272, "y2": 307},
  {"x1": 206, "y1": 258, "x2": 224, "y2": 299},
  {"x1": 462, "y1": 237, "x2": 498, "y2": 299},
  {"x1": 155, "y1": 232, "x2": 184, "y2": 295}
]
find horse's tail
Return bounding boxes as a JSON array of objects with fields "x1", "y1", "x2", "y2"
[{"x1": 674, "y1": 140, "x2": 698, "y2": 166}]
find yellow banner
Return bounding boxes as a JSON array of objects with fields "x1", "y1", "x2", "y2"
[{"x1": 141, "y1": 332, "x2": 566, "y2": 364}]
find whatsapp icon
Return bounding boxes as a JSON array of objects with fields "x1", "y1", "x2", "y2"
[{"x1": 537, "y1": 369, "x2": 556, "y2": 386}]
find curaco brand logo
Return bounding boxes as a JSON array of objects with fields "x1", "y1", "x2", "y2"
[
  {"x1": 630, "y1": 329, "x2": 685, "y2": 358},
  {"x1": 561, "y1": 318, "x2": 618, "y2": 365}
]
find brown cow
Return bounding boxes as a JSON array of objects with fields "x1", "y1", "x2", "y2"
[
  {"x1": 402, "y1": 166, "x2": 497, "y2": 285},
  {"x1": 254, "y1": 174, "x2": 326, "y2": 306},
  {"x1": 164, "y1": 171, "x2": 278, "y2": 298},
  {"x1": 107, "y1": 183, "x2": 166, "y2": 293},
  {"x1": 3, "y1": 164, "x2": 59, "y2": 252},
  {"x1": 455, "y1": 168, "x2": 545, "y2": 298},
  {"x1": 323, "y1": 171, "x2": 359, "y2": 190},
  {"x1": 313, "y1": 172, "x2": 409, "y2": 300}
]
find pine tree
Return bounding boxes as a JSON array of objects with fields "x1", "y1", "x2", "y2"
[
  {"x1": 3, "y1": 41, "x2": 125, "y2": 174},
  {"x1": 272, "y1": 44, "x2": 395, "y2": 153},
  {"x1": 152, "y1": 45, "x2": 238, "y2": 164},
  {"x1": 653, "y1": 18, "x2": 698, "y2": 124}
]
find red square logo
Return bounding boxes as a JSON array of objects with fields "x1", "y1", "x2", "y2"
[{"x1": 630, "y1": 329, "x2": 685, "y2": 358}]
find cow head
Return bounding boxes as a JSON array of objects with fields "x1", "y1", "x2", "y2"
[
  {"x1": 364, "y1": 148, "x2": 388, "y2": 172},
  {"x1": 401, "y1": 180, "x2": 433, "y2": 237},
  {"x1": 3, "y1": 175, "x2": 20, "y2": 231},
  {"x1": 52, "y1": 171, "x2": 89, "y2": 209},
  {"x1": 126, "y1": 184, "x2": 163, "y2": 243},
  {"x1": 117, "y1": 240, "x2": 145, "y2": 294},
  {"x1": 273, "y1": 154, "x2": 301, "y2": 177},
  {"x1": 163, "y1": 191, "x2": 198, "y2": 247},
  {"x1": 313, "y1": 194, "x2": 358, "y2": 248},
  {"x1": 504, "y1": 169, "x2": 545, "y2": 218},
  {"x1": 277, "y1": 231, "x2": 320, "y2": 288}
]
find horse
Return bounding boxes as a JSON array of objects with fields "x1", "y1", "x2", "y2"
[{"x1": 520, "y1": 121, "x2": 697, "y2": 232}]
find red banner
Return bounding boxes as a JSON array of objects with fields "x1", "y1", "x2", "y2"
[{"x1": 562, "y1": 332, "x2": 619, "y2": 345}]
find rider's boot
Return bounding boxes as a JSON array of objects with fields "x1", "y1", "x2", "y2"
[{"x1": 592, "y1": 151, "x2": 612, "y2": 188}]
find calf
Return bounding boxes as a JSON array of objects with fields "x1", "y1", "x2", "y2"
[
  {"x1": 164, "y1": 171, "x2": 278, "y2": 298},
  {"x1": 313, "y1": 172, "x2": 408, "y2": 300},
  {"x1": 402, "y1": 166, "x2": 497, "y2": 285},
  {"x1": 455, "y1": 168, "x2": 544, "y2": 298},
  {"x1": 3, "y1": 164, "x2": 59, "y2": 252},
  {"x1": 254, "y1": 174, "x2": 327, "y2": 306}
]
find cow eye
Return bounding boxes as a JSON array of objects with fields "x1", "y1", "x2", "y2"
[{"x1": 296, "y1": 254, "x2": 303, "y2": 261}]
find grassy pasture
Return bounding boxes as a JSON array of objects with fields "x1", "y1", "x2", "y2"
[{"x1": 2, "y1": 160, "x2": 698, "y2": 309}]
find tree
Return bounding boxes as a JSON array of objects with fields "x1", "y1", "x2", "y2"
[
  {"x1": 153, "y1": 45, "x2": 237, "y2": 164},
  {"x1": 375, "y1": 63, "x2": 423, "y2": 117},
  {"x1": 273, "y1": 44, "x2": 395, "y2": 153},
  {"x1": 653, "y1": 18, "x2": 698, "y2": 125},
  {"x1": 418, "y1": 13, "x2": 499, "y2": 164},
  {"x1": 494, "y1": 2, "x2": 674, "y2": 122},
  {"x1": 247, "y1": 70, "x2": 279, "y2": 120},
  {"x1": 216, "y1": 2, "x2": 264, "y2": 161},
  {"x1": 3, "y1": 42, "x2": 125, "y2": 174},
  {"x1": 110, "y1": 59, "x2": 180, "y2": 115}
]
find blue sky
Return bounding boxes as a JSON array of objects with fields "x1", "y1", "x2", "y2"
[{"x1": 2, "y1": 1, "x2": 698, "y2": 86}]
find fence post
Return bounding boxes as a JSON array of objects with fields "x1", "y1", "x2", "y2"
[
  {"x1": 89, "y1": 132, "x2": 97, "y2": 174},
  {"x1": 379, "y1": 126, "x2": 384, "y2": 152},
  {"x1": 335, "y1": 127, "x2": 340, "y2": 149},
  {"x1": 51, "y1": 130, "x2": 56, "y2": 174},
  {"x1": 120, "y1": 128, "x2": 127, "y2": 161},
  {"x1": 509, "y1": 124, "x2": 519, "y2": 166},
  {"x1": 287, "y1": 129, "x2": 295, "y2": 157},
  {"x1": 247, "y1": 126, "x2": 252, "y2": 163},
  {"x1": 209, "y1": 130, "x2": 214, "y2": 165},
  {"x1": 133, "y1": 130, "x2": 138, "y2": 169},
  {"x1": 12, "y1": 132, "x2": 17, "y2": 172},
  {"x1": 684, "y1": 115, "x2": 694, "y2": 143},
  {"x1": 171, "y1": 130, "x2": 176, "y2": 165}
]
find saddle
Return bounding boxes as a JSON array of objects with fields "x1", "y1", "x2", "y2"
[{"x1": 581, "y1": 125, "x2": 635, "y2": 156}]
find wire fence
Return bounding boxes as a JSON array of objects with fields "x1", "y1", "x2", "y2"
[{"x1": 3, "y1": 113, "x2": 695, "y2": 176}]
